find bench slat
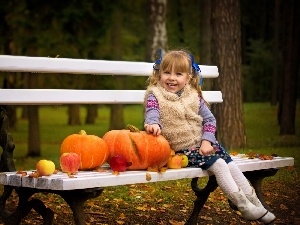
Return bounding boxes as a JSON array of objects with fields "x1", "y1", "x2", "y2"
[
  {"x1": 0, "y1": 156, "x2": 294, "y2": 191},
  {"x1": 0, "y1": 89, "x2": 223, "y2": 105},
  {"x1": 0, "y1": 55, "x2": 219, "y2": 77}
]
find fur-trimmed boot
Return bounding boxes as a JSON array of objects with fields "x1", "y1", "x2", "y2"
[
  {"x1": 246, "y1": 188, "x2": 276, "y2": 224},
  {"x1": 228, "y1": 189, "x2": 267, "y2": 221}
]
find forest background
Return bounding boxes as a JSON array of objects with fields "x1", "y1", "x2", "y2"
[{"x1": 0, "y1": 0, "x2": 299, "y2": 156}]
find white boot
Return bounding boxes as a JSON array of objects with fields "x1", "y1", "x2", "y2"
[
  {"x1": 246, "y1": 189, "x2": 276, "y2": 224},
  {"x1": 228, "y1": 189, "x2": 267, "y2": 221}
]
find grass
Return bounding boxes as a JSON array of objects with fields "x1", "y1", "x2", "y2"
[
  {"x1": 7, "y1": 102, "x2": 299, "y2": 170},
  {"x1": 242, "y1": 102, "x2": 299, "y2": 172}
]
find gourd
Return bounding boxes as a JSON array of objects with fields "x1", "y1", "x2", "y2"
[
  {"x1": 60, "y1": 130, "x2": 109, "y2": 170},
  {"x1": 103, "y1": 125, "x2": 171, "y2": 170}
]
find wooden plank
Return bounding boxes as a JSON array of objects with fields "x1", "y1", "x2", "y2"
[
  {"x1": 233, "y1": 157, "x2": 294, "y2": 172},
  {"x1": 0, "y1": 55, "x2": 219, "y2": 77},
  {"x1": 0, "y1": 156, "x2": 294, "y2": 191},
  {"x1": 0, "y1": 89, "x2": 223, "y2": 105}
]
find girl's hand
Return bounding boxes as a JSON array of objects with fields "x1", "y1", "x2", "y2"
[
  {"x1": 144, "y1": 124, "x2": 161, "y2": 136},
  {"x1": 199, "y1": 140, "x2": 215, "y2": 156}
]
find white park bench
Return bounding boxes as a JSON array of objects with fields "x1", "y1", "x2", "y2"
[{"x1": 0, "y1": 55, "x2": 295, "y2": 225}]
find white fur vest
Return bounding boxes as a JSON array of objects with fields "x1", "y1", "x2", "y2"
[{"x1": 145, "y1": 84, "x2": 203, "y2": 151}]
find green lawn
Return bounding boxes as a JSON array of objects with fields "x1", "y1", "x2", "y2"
[{"x1": 7, "y1": 102, "x2": 300, "y2": 171}]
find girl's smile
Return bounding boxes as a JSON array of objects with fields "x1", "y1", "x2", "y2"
[{"x1": 159, "y1": 68, "x2": 190, "y2": 93}]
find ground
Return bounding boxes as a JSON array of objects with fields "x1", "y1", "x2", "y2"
[{"x1": 1, "y1": 169, "x2": 299, "y2": 225}]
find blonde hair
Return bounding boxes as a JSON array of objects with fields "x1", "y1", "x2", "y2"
[{"x1": 147, "y1": 50, "x2": 204, "y2": 99}]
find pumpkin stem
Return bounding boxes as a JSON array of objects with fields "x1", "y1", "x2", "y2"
[
  {"x1": 79, "y1": 130, "x2": 87, "y2": 135},
  {"x1": 126, "y1": 124, "x2": 140, "y2": 133}
]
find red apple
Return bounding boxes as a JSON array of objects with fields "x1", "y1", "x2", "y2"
[
  {"x1": 60, "y1": 152, "x2": 81, "y2": 173},
  {"x1": 36, "y1": 159, "x2": 56, "y2": 176},
  {"x1": 167, "y1": 154, "x2": 182, "y2": 169}
]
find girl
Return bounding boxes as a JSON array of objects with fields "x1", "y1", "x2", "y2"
[{"x1": 144, "y1": 50, "x2": 275, "y2": 224}]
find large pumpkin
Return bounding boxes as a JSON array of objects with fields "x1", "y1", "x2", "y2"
[
  {"x1": 60, "y1": 130, "x2": 109, "y2": 170},
  {"x1": 103, "y1": 125, "x2": 171, "y2": 170}
]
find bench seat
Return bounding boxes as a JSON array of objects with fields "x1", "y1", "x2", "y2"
[{"x1": 0, "y1": 156, "x2": 294, "y2": 191}]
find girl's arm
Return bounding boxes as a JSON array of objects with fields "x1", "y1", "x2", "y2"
[
  {"x1": 144, "y1": 94, "x2": 161, "y2": 136},
  {"x1": 198, "y1": 97, "x2": 217, "y2": 155},
  {"x1": 199, "y1": 97, "x2": 217, "y2": 144}
]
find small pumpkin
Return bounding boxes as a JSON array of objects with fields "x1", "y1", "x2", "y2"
[
  {"x1": 103, "y1": 125, "x2": 171, "y2": 170},
  {"x1": 60, "y1": 130, "x2": 109, "y2": 170}
]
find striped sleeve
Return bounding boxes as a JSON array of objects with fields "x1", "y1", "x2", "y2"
[
  {"x1": 199, "y1": 97, "x2": 217, "y2": 144},
  {"x1": 144, "y1": 93, "x2": 161, "y2": 127}
]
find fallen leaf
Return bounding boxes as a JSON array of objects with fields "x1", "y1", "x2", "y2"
[
  {"x1": 159, "y1": 167, "x2": 167, "y2": 173},
  {"x1": 169, "y1": 219, "x2": 185, "y2": 225},
  {"x1": 136, "y1": 206, "x2": 147, "y2": 211},
  {"x1": 28, "y1": 172, "x2": 39, "y2": 178},
  {"x1": 147, "y1": 167, "x2": 159, "y2": 172},
  {"x1": 230, "y1": 151, "x2": 239, "y2": 156},
  {"x1": 156, "y1": 198, "x2": 163, "y2": 203},
  {"x1": 16, "y1": 171, "x2": 27, "y2": 176},
  {"x1": 113, "y1": 171, "x2": 120, "y2": 175},
  {"x1": 146, "y1": 172, "x2": 151, "y2": 181},
  {"x1": 93, "y1": 167, "x2": 108, "y2": 172},
  {"x1": 280, "y1": 204, "x2": 288, "y2": 210},
  {"x1": 200, "y1": 215, "x2": 213, "y2": 221},
  {"x1": 119, "y1": 213, "x2": 126, "y2": 219}
]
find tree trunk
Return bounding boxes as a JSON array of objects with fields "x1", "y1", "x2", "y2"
[
  {"x1": 109, "y1": 2, "x2": 124, "y2": 130},
  {"x1": 68, "y1": 105, "x2": 81, "y2": 126},
  {"x1": 85, "y1": 105, "x2": 98, "y2": 124},
  {"x1": 175, "y1": 0, "x2": 184, "y2": 44},
  {"x1": 199, "y1": 0, "x2": 212, "y2": 90},
  {"x1": 109, "y1": 104, "x2": 125, "y2": 130},
  {"x1": 270, "y1": 0, "x2": 280, "y2": 105},
  {"x1": 211, "y1": 0, "x2": 246, "y2": 149},
  {"x1": 146, "y1": 0, "x2": 168, "y2": 61},
  {"x1": 199, "y1": 0, "x2": 211, "y2": 65},
  {"x1": 278, "y1": 0, "x2": 300, "y2": 135}
]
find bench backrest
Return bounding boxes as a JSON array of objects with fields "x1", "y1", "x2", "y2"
[{"x1": 0, "y1": 55, "x2": 222, "y2": 105}]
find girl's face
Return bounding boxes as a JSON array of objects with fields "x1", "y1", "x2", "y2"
[{"x1": 159, "y1": 67, "x2": 190, "y2": 93}]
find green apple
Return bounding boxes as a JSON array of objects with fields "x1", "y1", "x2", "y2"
[
  {"x1": 181, "y1": 154, "x2": 189, "y2": 167},
  {"x1": 36, "y1": 159, "x2": 55, "y2": 176}
]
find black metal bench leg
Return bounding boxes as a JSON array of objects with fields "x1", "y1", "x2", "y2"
[
  {"x1": 185, "y1": 176, "x2": 218, "y2": 225},
  {"x1": 0, "y1": 186, "x2": 30, "y2": 225},
  {"x1": 0, "y1": 186, "x2": 53, "y2": 225},
  {"x1": 0, "y1": 185, "x2": 14, "y2": 221},
  {"x1": 59, "y1": 188, "x2": 104, "y2": 225},
  {"x1": 29, "y1": 197, "x2": 54, "y2": 225}
]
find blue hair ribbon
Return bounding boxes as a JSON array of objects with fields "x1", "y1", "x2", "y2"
[
  {"x1": 153, "y1": 49, "x2": 162, "y2": 70},
  {"x1": 189, "y1": 54, "x2": 202, "y2": 85}
]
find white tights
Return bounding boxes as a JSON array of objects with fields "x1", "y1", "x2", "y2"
[{"x1": 207, "y1": 158, "x2": 252, "y2": 195}]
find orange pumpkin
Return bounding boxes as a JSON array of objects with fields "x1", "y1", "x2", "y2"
[
  {"x1": 103, "y1": 125, "x2": 171, "y2": 170},
  {"x1": 60, "y1": 130, "x2": 109, "y2": 170}
]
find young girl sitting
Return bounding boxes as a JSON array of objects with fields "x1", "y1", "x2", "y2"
[{"x1": 144, "y1": 49, "x2": 276, "y2": 224}]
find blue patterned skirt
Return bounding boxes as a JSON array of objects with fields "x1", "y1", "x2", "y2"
[{"x1": 176, "y1": 141, "x2": 232, "y2": 170}]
